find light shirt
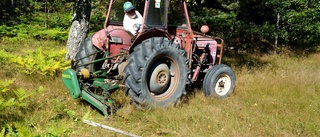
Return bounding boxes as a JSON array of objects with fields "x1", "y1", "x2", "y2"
[{"x1": 123, "y1": 10, "x2": 143, "y2": 35}]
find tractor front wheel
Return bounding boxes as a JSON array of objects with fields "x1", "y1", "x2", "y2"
[
  {"x1": 123, "y1": 37, "x2": 188, "y2": 108},
  {"x1": 203, "y1": 64, "x2": 236, "y2": 98}
]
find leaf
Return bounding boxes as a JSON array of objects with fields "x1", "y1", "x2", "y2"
[
  {"x1": 4, "y1": 98, "x2": 16, "y2": 106},
  {"x1": 64, "y1": 109, "x2": 76, "y2": 120},
  {"x1": 0, "y1": 127, "x2": 5, "y2": 137},
  {"x1": 15, "y1": 123, "x2": 32, "y2": 137},
  {"x1": 37, "y1": 86, "x2": 46, "y2": 93},
  {"x1": 14, "y1": 88, "x2": 30, "y2": 101},
  {"x1": 82, "y1": 110, "x2": 91, "y2": 121},
  {"x1": 0, "y1": 79, "x2": 15, "y2": 92},
  {"x1": 15, "y1": 56, "x2": 24, "y2": 66},
  {"x1": 6, "y1": 125, "x2": 17, "y2": 136}
]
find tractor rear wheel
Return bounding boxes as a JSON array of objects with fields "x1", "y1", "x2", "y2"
[
  {"x1": 123, "y1": 37, "x2": 188, "y2": 108},
  {"x1": 73, "y1": 35, "x2": 104, "y2": 71},
  {"x1": 203, "y1": 64, "x2": 236, "y2": 98}
]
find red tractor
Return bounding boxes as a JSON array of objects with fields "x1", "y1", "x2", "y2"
[{"x1": 62, "y1": 0, "x2": 236, "y2": 115}]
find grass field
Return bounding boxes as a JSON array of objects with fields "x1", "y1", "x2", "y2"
[{"x1": 0, "y1": 39, "x2": 319, "y2": 136}]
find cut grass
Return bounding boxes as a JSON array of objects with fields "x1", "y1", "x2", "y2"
[{"x1": 0, "y1": 39, "x2": 319, "y2": 136}]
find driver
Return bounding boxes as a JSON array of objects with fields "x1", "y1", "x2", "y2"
[{"x1": 123, "y1": 1, "x2": 143, "y2": 36}]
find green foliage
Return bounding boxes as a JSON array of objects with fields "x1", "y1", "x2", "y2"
[
  {"x1": 280, "y1": 3, "x2": 320, "y2": 49},
  {"x1": 2, "y1": 47, "x2": 70, "y2": 76},
  {"x1": 192, "y1": 8, "x2": 237, "y2": 37},
  {"x1": 0, "y1": 78, "x2": 46, "y2": 136},
  {"x1": 1, "y1": 0, "x2": 320, "y2": 52},
  {"x1": 15, "y1": 123, "x2": 33, "y2": 137},
  {"x1": 64, "y1": 109, "x2": 78, "y2": 121},
  {"x1": 0, "y1": 0, "x2": 35, "y2": 25},
  {"x1": 0, "y1": 24, "x2": 31, "y2": 42},
  {"x1": 0, "y1": 24, "x2": 69, "y2": 42},
  {"x1": 0, "y1": 79, "x2": 15, "y2": 93},
  {"x1": 0, "y1": 79, "x2": 46, "y2": 111},
  {"x1": 1, "y1": 0, "x2": 73, "y2": 25},
  {"x1": 0, "y1": 79, "x2": 24, "y2": 111},
  {"x1": 31, "y1": 12, "x2": 72, "y2": 29},
  {"x1": 63, "y1": 109, "x2": 92, "y2": 122},
  {"x1": 187, "y1": 0, "x2": 320, "y2": 53},
  {"x1": 90, "y1": 0, "x2": 108, "y2": 32},
  {"x1": 45, "y1": 122, "x2": 71, "y2": 136},
  {"x1": 0, "y1": 128, "x2": 4, "y2": 137},
  {"x1": 82, "y1": 110, "x2": 91, "y2": 121},
  {"x1": 1, "y1": 125, "x2": 18, "y2": 137},
  {"x1": 236, "y1": 0, "x2": 320, "y2": 52},
  {"x1": 32, "y1": 27, "x2": 69, "y2": 41},
  {"x1": 0, "y1": 123, "x2": 33, "y2": 137}
]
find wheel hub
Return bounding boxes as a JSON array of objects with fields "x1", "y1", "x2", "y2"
[
  {"x1": 149, "y1": 63, "x2": 170, "y2": 95},
  {"x1": 215, "y1": 75, "x2": 231, "y2": 96},
  {"x1": 157, "y1": 71, "x2": 168, "y2": 84}
]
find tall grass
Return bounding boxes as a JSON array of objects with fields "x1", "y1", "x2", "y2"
[{"x1": 0, "y1": 39, "x2": 319, "y2": 136}]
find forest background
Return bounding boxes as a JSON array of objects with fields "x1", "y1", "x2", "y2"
[
  {"x1": 0, "y1": 0, "x2": 319, "y2": 136},
  {"x1": 1, "y1": 0, "x2": 320, "y2": 53}
]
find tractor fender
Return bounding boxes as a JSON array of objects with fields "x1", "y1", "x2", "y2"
[
  {"x1": 129, "y1": 29, "x2": 171, "y2": 53},
  {"x1": 92, "y1": 26, "x2": 132, "y2": 52}
]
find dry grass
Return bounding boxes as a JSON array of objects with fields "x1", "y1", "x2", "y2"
[{"x1": 1, "y1": 39, "x2": 319, "y2": 136}]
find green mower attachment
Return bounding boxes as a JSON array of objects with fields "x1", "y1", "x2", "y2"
[
  {"x1": 62, "y1": 68, "x2": 119, "y2": 116},
  {"x1": 62, "y1": 68, "x2": 81, "y2": 99}
]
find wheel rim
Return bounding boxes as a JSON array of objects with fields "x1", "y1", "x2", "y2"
[
  {"x1": 147, "y1": 56, "x2": 179, "y2": 100},
  {"x1": 215, "y1": 74, "x2": 232, "y2": 96}
]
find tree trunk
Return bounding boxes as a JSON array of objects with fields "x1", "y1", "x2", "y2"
[
  {"x1": 275, "y1": 12, "x2": 280, "y2": 54},
  {"x1": 65, "y1": 0, "x2": 91, "y2": 60}
]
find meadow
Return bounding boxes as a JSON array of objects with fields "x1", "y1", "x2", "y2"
[{"x1": 0, "y1": 39, "x2": 319, "y2": 136}]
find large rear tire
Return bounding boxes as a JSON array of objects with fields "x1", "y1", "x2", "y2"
[
  {"x1": 123, "y1": 37, "x2": 188, "y2": 108},
  {"x1": 73, "y1": 35, "x2": 104, "y2": 71},
  {"x1": 203, "y1": 64, "x2": 236, "y2": 98}
]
